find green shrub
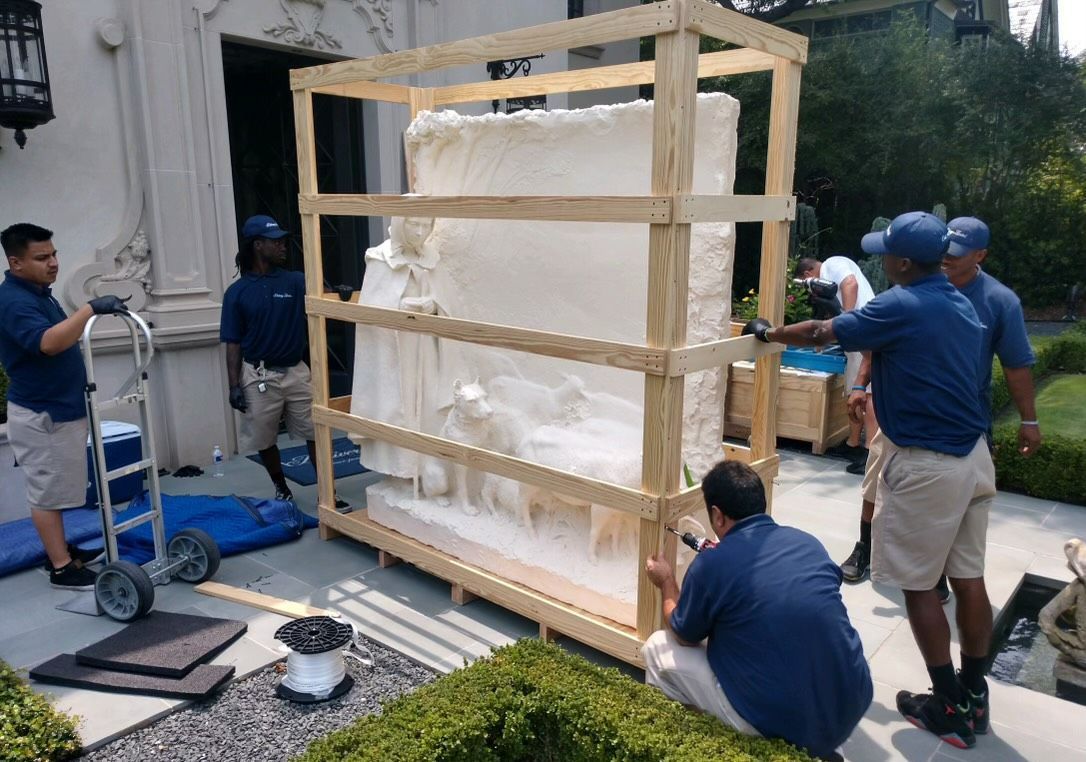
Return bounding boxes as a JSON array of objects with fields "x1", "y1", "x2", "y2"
[
  {"x1": 993, "y1": 429, "x2": 1086, "y2": 506},
  {"x1": 0, "y1": 659, "x2": 81, "y2": 761},
  {"x1": 297, "y1": 640, "x2": 813, "y2": 762},
  {"x1": 989, "y1": 331, "x2": 1086, "y2": 418}
]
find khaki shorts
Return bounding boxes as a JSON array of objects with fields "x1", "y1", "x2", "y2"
[
  {"x1": 238, "y1": 361, "x2": 315, "y2": 451},
  {"x1": 861, "y1": 427, "x2": 887, "y2": 504},
  {"x1": 6, "y1": 402, "x2": 89, "y2": 511},
  {"x1": 871, "y1": 436, "x2": 995, "y2": 591}
]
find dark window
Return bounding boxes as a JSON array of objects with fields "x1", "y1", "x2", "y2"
[{"x1": 568, "y1": 0, "x2": 584, "y2": 19}]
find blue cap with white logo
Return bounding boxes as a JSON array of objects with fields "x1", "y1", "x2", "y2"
[
  {"x1": 945, "y1": 217, "x2": 990, "y2": 258},
  {"x1": 860, "y1": 211, "x2": 950, "y2": 263},
  {"x1": 241, "y1": 215, "x2": 289, "y2": 241}
]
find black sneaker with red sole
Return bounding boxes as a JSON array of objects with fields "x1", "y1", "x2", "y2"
[
  {"x1": 960, "y1": 676, "x2": 989, "y2": 734},
  {"x1": 896, "y1": 689, "x2": 976, "y2": 749}
]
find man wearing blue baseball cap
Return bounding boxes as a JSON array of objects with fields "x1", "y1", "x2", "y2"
[
  {"x1": 943, "y1": 216, "x2": 1040, "y2": 455},
  {"x1": 743, "y1": 211, "x2": 995, "y2": 750},
  {"x1": 220, "y1": 215, "x2": 348, "y2": 510}
]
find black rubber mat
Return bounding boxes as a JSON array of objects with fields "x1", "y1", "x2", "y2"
[
  {"x1": 74, "y1": 611, "x2": 247, "y2": 677},
  {"x1": 30, "y1": 655, "x2": 234, "y2": 700}
]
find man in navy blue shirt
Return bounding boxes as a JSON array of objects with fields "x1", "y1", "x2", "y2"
[
  {"x1": 642, "y1": 461, "x2": 872, "y2": 761},
  {"x1": 220, "y1": 215, "x2": 347, "y2": 509},
  {"x1": 745, "y1": 212, "x2": 996, "y2": 750},
  {"x1": 1, "y1": 223, "x2": 130, "y2": 590}
]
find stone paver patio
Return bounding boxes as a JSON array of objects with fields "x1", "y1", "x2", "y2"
[{"x1": 2, "y1": 441, "x2": 1083, "y2": 760}]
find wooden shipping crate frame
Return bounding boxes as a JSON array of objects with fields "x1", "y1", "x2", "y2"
[{"x1": 290, "y1": 0, "x2": 804, "y2": 666}]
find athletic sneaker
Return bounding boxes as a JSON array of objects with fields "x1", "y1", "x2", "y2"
[
  {"x1": 49, "y1": 561, "x2": 97, "y2": 591},
  {"x1": 845, "y1": 459, "x2": 866, "y2": 475},
  {"x1": 334, "y1": 495, "x2": 351, "y2": 513},
  {"x1": 935, "y1": 575, "x2": 952, "y2": 605},
  {"x1": 68, "y1": 543, "x2": 105, "y2": 566},
  {"x1": 960, "y1": 676, "x2": 989, "y2": 734},
  {"x1": 896, "y1": 689, "x2": 976, "y2": 749},
  {"x1": 840, "y1": 541, "x2": 870, "y2": 583},
  {"x1": 275, "y1": 484, "x2": 295, "y2": 502}
]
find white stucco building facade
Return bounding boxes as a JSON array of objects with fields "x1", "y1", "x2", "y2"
[{"x1": 0, "y1": 0, "x2": 638, "y2": 471}]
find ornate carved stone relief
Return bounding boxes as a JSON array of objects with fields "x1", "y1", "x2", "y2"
[
  {"x1": 67, "y1": 231, "x2": 153, "y2": 313},
  {"x1": 261, "y1": 0, "x2": 442, "y2": 54}
]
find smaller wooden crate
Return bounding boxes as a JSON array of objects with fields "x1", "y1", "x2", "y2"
[{"x1": 725, "y1": 361, "x2": 848, "y2": 454}]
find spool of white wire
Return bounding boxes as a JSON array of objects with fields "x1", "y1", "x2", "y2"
[{"x1": 274, "y1": 615, "x2": 372, "y2": 703}]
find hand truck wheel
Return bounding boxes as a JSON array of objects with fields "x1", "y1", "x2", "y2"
[
  {"x1": 95, "y1": 560, "x2": 155, "y2": 622},
  {"x1": 167, "y1": 528, "x2": 221, "y2": 583}
]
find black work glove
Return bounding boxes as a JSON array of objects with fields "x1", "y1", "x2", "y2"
[
  {"x1": 334, "y1": 284, "x2": 355, "y2": 302},
  {"x1": 88, "y1": 294, "x2": 131, "y2": 315},
  {"x1": 742, "y1": 317, "x2": 773, "y2": 343},
  {"x1": 229, "y1": 385, "x2": 248, "y2": 413}
]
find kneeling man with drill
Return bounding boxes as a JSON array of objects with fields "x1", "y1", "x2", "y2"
[{"x1": 643, "y1": 461, "x2": 872, "y2": 761}]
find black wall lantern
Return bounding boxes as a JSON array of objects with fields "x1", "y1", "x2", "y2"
[{"x1": 0, "y1": 0, "x2": 53, "y2": 149}]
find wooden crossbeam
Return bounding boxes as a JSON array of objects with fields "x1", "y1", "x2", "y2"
[
  {"x1": 312, "y1": 404, "x2": 659, "y2": 521},
  {"x1": 299, "y1": 193, "x2": 671, "y2": 223},
  {"x1": 667, "y1": 335, "x2": 781, "y2": 375},
  {"x1": 432, "y1": 47, "x2": 776, "y2": 106},
  {"x1": 686, "y1": 0, "x2": 808, "y2": 63},
  {"x1": 675, "y1": 194, "x2": 794, "y2": 223},
  {"x1": 306, "y1": 294, "x2": 667, "y2": 375},
  {"x1": 309, "y1": 80, "x2": 413, "y2": 103},
  {"x1": 290, "y1": 2, "x2": 678, "y2": 90}
]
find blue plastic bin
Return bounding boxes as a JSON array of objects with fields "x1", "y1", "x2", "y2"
[
  {"x1": 84, "y1": 421, "x2": 143, "y2": 509},
  {"x1": 780, "y1": 346, "x2": 847, "y2": 374}
]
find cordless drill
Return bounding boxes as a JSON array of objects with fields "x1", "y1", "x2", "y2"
[
  {"x1": 665, "y1": 525, "x2": 718, "y2": 553},
  {"x1": 793, "y1": 277, "x2": 841, "y2": 319}
]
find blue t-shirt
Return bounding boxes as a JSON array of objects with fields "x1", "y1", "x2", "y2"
[
  {"x1": 832, "y1": 273, "x2": 988, "y2": 455},
  {"x1": 670, "y1": 515, "x2": 872, "y2": 759},
  {"x1": 220, "y1": 268, "x2": 308, "y2": 366},
  {"x1": 958, "y1": 268, "x2": 1035, "y2": 422},
  {"x1": 0, "y1": 271, "x2": 88, "y2": 421}
]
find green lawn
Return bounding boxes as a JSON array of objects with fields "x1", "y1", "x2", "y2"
[{"x1": 997, "y1": 373, "x2": 1086, "y2": 438}]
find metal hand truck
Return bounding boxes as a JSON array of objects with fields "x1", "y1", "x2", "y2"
[{"x1": 81, "y1": 311, "x2": 221, "y2": 622}]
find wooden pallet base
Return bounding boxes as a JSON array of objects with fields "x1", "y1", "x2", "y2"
[{"x1": 318, "y1": 506, "x2": 645, "y2": 667}]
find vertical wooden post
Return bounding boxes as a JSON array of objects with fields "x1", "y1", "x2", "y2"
[
  {"x1": 637, "y1": 1, "x2": 699, "y2": 640},
  {"x1": 750, "y1": 58, "x2": 802, "y2": 510},
  {"x1": 294, "y1": 89, "x2": 336, "y2": 527}
]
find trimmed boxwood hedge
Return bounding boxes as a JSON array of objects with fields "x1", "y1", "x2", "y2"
[
  {"x1": 991, "y1": 328, "x2": 1086, "y2": 505},
  {"x1": 296, "y1": 639, "x2": 813, "y2": 762},
  {"x1": 0, "y1": 658, "x2": 81, "y2": 761}
]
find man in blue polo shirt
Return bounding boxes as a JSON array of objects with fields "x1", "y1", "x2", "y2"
[
  {"x1": 642, "y1": 460, "x2": 872, "y2": 761},
  {"x1": 744, "y1": 211, "x2": 995, "y2": 750},
  {"x1": 220, "y1": 215, "x2": 346, "y2": 509},
  {"x1": 1, "y1": 223, "x2": 129, "y2": 590}
]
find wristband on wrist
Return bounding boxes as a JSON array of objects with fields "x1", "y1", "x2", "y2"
[
  {"x1": 850, "y1": 386, "x2": 867, "y2": 392},
  {"x1": 1020, "y1": 420, "x2": 1039, "y2": 426}
]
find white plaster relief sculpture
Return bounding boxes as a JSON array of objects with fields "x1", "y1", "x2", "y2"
[
  {"x1": 350, "y1": 215, "x2": 464, "y2": 480},
  {"x1": 356, "y1": 96, "x2": 738, "y2": 625},
  {"x1": 264, "y1": 0, "x2": 342, "y2": 49}
]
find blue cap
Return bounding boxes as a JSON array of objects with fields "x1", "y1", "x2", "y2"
[
  {"x1": 945, "y1": 217, "x2": 990, "y2": 257},
  {"x1": 860, "y1": 211, "x2": 950, "y2": 263},
  {"x1": 241, "y1": 215, "x2": 289, "y2": 240}
]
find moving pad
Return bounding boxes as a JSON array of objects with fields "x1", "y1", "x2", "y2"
[
  {"x1": 30, "y1": 655, "x2": 234, "y2": 700},
  {"x1": 75, "y1": 611, "x2": 247, "y2": 677},
  {"x1": 0, "y1": 493, "x2": 316, "y2": 577}
]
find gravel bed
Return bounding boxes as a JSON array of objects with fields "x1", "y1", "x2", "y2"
[{"x1": 82, "y1": 637, "x2": 435, "y2": 762}]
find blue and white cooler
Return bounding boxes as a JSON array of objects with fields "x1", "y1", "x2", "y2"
[{"x1": 85, "y1": 420, "x2": 144, "y2": 509}]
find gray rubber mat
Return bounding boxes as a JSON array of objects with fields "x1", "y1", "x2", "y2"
[
  {"x1": 30, "y1": 654, "x2": 234, "y2": 700},
  {"x1": 74, "y1": 611, "x2": 247, "y2": 677}
]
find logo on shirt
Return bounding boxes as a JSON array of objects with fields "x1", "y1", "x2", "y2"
[{"x1": 272, "y1": 292, "x2": 293, "y2": 299}]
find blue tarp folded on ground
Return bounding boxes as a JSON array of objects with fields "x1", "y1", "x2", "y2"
[{"x1": 0, "y1": 492, "x2": 317, "y2": 577}]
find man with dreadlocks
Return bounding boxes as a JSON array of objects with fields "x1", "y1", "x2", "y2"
[{"x1": 220, "y1": 215, "x2": 347, "y2": 509}]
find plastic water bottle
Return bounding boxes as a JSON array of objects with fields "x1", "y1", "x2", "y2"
[{"x1": 212, "y1": 445, "x2": 224, "y2": 477}]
